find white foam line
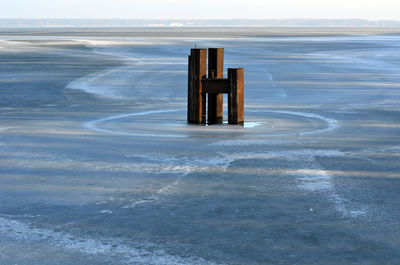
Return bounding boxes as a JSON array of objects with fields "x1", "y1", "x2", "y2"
[
  {"x1": 267, "y1": 110, "x2": 339, "y2": 136},
  {"x1": 0, "y1": 127, "x2": 16, "y2": 132},
  {"x1": 93, "y1": 49, "x2": 185, "y2": 65},
  {"x1": 246, "y1": 109, "x2": 338, "y2": 136},
  {"x1": 221, "y1": 149, "x2": 347, "y2": 161},
  {"x1": 211, "y1": 139, "x2": 308, "y2": 146},
  {"x1": 0, "y1": 107, "x2": 16, "y2": 110},
  {"x1": 212, "y1": 110, "x2": 338, "y2": 146},
  {"x1": 92, "y1": 48, "x2": 135, "y2": 60},
  {"x1": 0, "y1": 216, "x2": 218, "y2": 265},
  {"x1": 84, "y1": 109, "x2": 185, "y2": 138},
  {"x1": 356, "y1": 145, "x2": 400, "y2": 155}
]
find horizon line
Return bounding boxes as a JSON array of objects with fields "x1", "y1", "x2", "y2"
[{"x1": 1, "y1": 18, "x2": 400, "y2": 21}]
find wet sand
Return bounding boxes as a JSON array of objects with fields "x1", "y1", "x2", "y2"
[{"x1": 0, "y1": 28, "x2": 400, "y2": 264}]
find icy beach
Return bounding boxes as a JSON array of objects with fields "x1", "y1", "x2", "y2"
[{"x1": 0, "y1": 28, "x2": 400, "y2": 264}]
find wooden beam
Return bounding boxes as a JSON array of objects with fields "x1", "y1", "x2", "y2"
[{"x1": 202, "y1": 79, "x2": 230, "y2": 94}]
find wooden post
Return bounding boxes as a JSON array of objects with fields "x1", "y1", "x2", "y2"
[
  {"x1": 207, "y1": 48, "x2": 224, "y2": 124},
  {"x1": 188, "y1": 48, "x2": 244, "y2": 125},
  {"x1": 187, "y1": 54, "x2": 192, "y2": 122},
  {"x1": 228, "y1": 68, "x2": 244, "y2": 124},
  {"x1": 187, "y1": 48, "x2": 207, "y2": 124}
]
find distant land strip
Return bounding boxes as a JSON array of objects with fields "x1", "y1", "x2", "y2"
[{"x1": 2, "y1": 18, "x2": 400, "y2": 27}]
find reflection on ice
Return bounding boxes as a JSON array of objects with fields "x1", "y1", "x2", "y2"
[{"x1": 243, "y1": 122, "x2": 264, "y2": 128}]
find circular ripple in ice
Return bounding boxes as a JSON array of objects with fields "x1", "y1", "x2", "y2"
[{"x1": 85, "y1": 109, "x2": 338, "y2": 138}]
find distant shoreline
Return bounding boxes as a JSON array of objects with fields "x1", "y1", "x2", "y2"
[
  {"x1": 2, "y1": 18, "x2": 400, "y2": 28},
  {"x1": 2, "y1": 27, "x2": 400, "y2": 38}
]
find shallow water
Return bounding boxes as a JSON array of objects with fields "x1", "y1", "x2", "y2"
[{"x1": 0, "y1": 28, "x2": 400, "y2": 264}]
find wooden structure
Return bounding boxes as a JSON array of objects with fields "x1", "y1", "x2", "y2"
[{"x1": 187, "y1": 48, "x2": 244, "y2": 125}]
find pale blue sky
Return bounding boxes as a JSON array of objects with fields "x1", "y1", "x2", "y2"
[{"x1": 1, "y1": 0, "x2": 399, "y2": 20}]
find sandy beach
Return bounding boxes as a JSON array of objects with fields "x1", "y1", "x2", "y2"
[{"x1": 0, "y1": 28, "x2": 400, "y2": 264}]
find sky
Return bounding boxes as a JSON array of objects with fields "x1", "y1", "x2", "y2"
[{"x1": 1, "y1": 0, "x2": 400, "y2": 20}]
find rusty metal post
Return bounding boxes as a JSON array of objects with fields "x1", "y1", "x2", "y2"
[
  {"x1": 207, "y1": 48, "x2": 224, "y2": 124},
  {"x1": 187, "y1": 48, "x2": 207, "y2": 124},
  {"x1": 228, "y1": 68, "x2": 244, "y2": 124}
]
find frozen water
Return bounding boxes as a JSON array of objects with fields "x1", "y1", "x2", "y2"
[{"x1": 1, "y1": 28, "x2": 400, "y2": 264}]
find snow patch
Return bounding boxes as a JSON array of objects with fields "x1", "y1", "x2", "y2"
[{"x1": 0, "y1": 216, "x2": 218, "y2": 265}]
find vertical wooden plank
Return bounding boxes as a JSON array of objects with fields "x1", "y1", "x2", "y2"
[
  {"x1": 236, "y1": 68, "x2": 244, "y2": 124},
  {"x1": 214, "y1": 48, "x2": 224, "y2": 123},
  {"x1": 187, "y1": 54, "x2": 193, "y2": 123},
  {"x1": 198, "y1": 49, "x2": 207, "y2": 124},
  {"x1": 187, "y1": 48, "x2": 207, "y2": 124},
  {"x1": 228, "y1": 68, "x2": 244, "y2": 124},
  {"x1": 208, "y1": 48, "x2": 224, "y2": 124},
  {"x1": 208, "y1": 48, "x2": 224, "y2": 78}
]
